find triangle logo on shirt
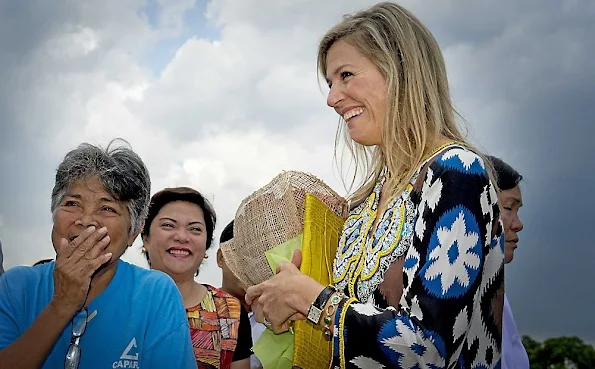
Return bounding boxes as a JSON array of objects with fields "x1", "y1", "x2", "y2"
[{"x1": 120, "y1": 337, "x2": 139, "y2": 360}]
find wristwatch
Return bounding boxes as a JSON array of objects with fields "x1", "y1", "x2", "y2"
[{"x1": 307, "y1": 285, "x2": 336, "y2": 325}]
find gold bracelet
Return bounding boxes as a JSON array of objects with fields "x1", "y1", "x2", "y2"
[{"x1": 322, "y1": 292, "x2": 344, "y2": 338}]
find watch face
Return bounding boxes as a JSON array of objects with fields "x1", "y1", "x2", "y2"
[{"x1": 307, "y1": 306, "x2": 323, "y2": 324}]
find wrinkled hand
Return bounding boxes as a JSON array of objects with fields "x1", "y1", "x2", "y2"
[
  {"x1": 51, "y1": 226, "x2": 112, "y2": 317},
  {"x1": 246, "y1": 250, "x2": 323, "y2": 334}
]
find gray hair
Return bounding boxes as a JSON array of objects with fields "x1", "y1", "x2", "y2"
[{"x1": 50, "y1": 139, "x2": 151, "y2": 236}]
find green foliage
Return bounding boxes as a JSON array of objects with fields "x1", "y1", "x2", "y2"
[{"x1": 522, "y1": 335, "x2": 595, "y2": 369}]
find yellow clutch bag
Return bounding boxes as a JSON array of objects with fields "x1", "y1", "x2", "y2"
[{"x1": 293, "y1": 194, "x2": 344, "y2": 369}]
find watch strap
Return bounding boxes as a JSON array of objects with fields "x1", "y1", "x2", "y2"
[{"x1": 307, "y1": 285, "x2": 336, "y2": 325}]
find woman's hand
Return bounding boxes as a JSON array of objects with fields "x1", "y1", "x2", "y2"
[
  {"x1": 246, "y1": 250, "x2": 325, "y2": 334},
  {"x1": 51, "y1": 226, "x2": 112, "y2": 317},
  {"x1": 251, "y1": 298, "x2": 305, "y2": 334}
]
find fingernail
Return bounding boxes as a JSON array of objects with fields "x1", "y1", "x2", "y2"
[
  {"x1": 87, "y1": 226, "x2": 96, "y2": 232},
  {"x1": 99, "y1": 227, "x2": 108, "y2": 233},
  {"x1": 105, "y1": 253, "x2": 113, "y2": 259}
]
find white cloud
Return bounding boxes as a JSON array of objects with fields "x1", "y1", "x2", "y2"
[
  {"x1": 0, "y1": 0, "x2": 355, "y2": 288},
  {"x1": 2, "y1": 0, "x2": 594, "y2": 342}
]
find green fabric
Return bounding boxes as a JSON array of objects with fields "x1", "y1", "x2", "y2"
[
  {"x1": 253, "y1": 329, "x2": 294, "y2": 369},
  {"x1": 254, "y1": 234, "x2": 302, "y2": 369},
  {"x1": 264, "y1": 234, "x2": 303, "y2": 273}
]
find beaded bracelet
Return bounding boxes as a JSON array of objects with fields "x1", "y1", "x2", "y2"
[{"x1": 322, "y1": 292, "x2": 344, "y2": 338}]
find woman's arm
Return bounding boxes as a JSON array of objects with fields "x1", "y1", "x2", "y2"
[
  {"x1": 0, "y1": 227, "x2": 113, "y2": 368},
  {"x1": 232, "y1": 305, "x2": 253, "y2": 365},
  {"x1": 0, "y1": 301, "x2": 74, "y2": 369},
  {"x1": 331, "y1": 150, "x2": 504, "y2": 368},
  {"x1": 246, "y1": 150, "x2": 504, "y2": 368},
  {"x1": 231, "y1": 358, "x2": 250, "y2": 369}
]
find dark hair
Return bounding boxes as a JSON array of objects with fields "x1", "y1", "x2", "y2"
[
  {"x1": 220, "y1": 220, "x2": 234, "y2": 244},
  {"x1": 487, "y1": 156, "x2": 523, "y2": 191},
  {"x1": 142, "y1": 187, "x2": 217, "y2": 266}
]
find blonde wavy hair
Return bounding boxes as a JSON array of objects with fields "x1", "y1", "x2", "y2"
[{"x1": 318, "y1": 2, "x2": 492, "y2": 205}]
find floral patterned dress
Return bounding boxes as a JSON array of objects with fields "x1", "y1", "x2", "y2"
[
  {"x1": 331, "y1": 144, "x2": 504, "y2": 369},
  {"x1": 187, "y1": 285, "x2": 242, "y2": 369}
]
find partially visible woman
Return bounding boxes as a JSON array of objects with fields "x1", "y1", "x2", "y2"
[
  {"x1": 246, "y1": 3, "x2": 505, "y2": 368},
  {"x1": 142, "y1": 187, "x2": 250, "y2": 369},
  {"x1": 489, "y1": 156, "x2": 529, "y2": 369},
  {"x1": 0, "y1": 140, "x2": 195, "y2": 368}
]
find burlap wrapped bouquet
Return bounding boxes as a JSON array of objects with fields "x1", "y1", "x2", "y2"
[{"x1": 220, "y1": 171, "x2": 348, "y2": 369}]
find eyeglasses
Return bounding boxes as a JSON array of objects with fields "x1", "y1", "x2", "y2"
[{"x1": 64, "y1": 308, "x2": 88, "y2": 369}]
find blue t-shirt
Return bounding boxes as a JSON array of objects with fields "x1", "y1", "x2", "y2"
[{"x1": 0, "y1": 259, "x2": 196, "y2": 369}]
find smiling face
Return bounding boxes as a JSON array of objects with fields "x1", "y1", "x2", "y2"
[
  {"x1": 499, "y1": 185, "x2": 524, "y2": 263},
  {"x1": 325, "y1": 39, "x2": 387, "y2": 146},
  {"x1": 142, "y1": 201, "x2": 207, "y2": 279},
  {"x1": 51, "y1": 176, "x2": 135, "y2": 268}
]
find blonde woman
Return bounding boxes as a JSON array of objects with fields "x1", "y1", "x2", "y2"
[{"x1": 246, "y1": 3, "x2": 504, "y2": 368}]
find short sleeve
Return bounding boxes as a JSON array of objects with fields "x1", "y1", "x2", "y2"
[
  {"x1": 0, "y1": 268, "x2": 25, "y2": 350},
  {"x1": 232, "y1": 305, "x2": 254, "y2": 361},
  {"x1": 142, "y1": 274, "x2": 196, "y2": 369}
]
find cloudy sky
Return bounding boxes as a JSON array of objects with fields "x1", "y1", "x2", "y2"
[{"x1": 1, "y1": 0, "x2": 593, "y2": 343}]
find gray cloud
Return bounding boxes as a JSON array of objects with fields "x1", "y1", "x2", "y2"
[
  {"x1": 432, "y1": 0, "x2": 595, "y2": 341},
  {"x1": 0, "y1": 0, "x2": 154, "y2": 266},
  {"x1": 0, "y1": 0, "x2": 593, "y2": 344}
]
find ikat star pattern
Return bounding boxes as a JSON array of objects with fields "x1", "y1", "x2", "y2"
[{"x1": 331, "y1": 145, "x2": 504, "y2": 369}]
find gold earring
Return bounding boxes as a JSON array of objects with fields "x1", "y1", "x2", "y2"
[{"x1": 204, "y1": 254, "x2": 209, "y2": 259}]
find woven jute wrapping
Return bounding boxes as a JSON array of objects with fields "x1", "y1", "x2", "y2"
[{"x1": 220, "y1": 171, "x2": 348, "y2": 290}]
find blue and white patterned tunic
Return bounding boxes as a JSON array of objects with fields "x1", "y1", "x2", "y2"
[{"x1": 331, "y1": 144, "x2": 504, "y2": 369}]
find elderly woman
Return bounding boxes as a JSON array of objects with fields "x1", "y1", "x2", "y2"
[
  {"x1": 246, "y1": 3, "x2": 504, "y2": 368},
  {"x1": 0, "y1": 140, "x2": 195, "y2": 369},
  {"x1": 489, "y1": 156, "x2": 529, "y2": 369}
]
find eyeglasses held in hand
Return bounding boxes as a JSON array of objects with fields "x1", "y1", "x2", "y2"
[{"x1": 64, "y1": 308, "x2": 88, "y2": 369}]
